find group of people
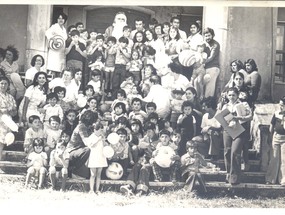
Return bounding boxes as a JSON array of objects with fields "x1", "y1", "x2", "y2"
[{"x1": 0, "y1": 9, "x2": 283, "y2": 196}]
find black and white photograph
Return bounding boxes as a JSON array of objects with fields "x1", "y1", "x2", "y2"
[{"x1": 0, "y1": 0, "x2": 285, "y2": 211}]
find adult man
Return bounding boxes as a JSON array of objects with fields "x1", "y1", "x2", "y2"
[
  {"x1": 203, "y1": 27, "x2": 220, "y2": 98},
  {"x1": 170, "y1": 16, "x2": 187, "y2": 41},
  {"x1": 75, "y1": 22, "x2": 84, "y2": 33},
  {"x1": 105, "y1": 12, "x2": 128, "y2": 41},
  {"x1": 142, "y1": 75, "x2": 171, "y2": 120},
  {"x1": 130, "y1": 17, "x2": 146, "y2": 39}
]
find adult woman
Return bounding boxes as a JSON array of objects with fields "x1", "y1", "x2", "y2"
[
  {"x1": 132, "y1": 31, "x2": 147, "y2": 58},
  {"x1": 244, "y1": 59, "x2": 262, "y2": 105},
  {"x1": 66, "y1": 110, "x2": 98, "y2": 178},
  {"x1": 165, "y1": 27, "x2": 184, "y2": 60},
  {"x1": 45, "y1": 11, "x2": 68, "y2": 78},
  {"x1": 0, "y1": 76, "x2": 17, "y2": 161},
  {"x1": 25, "y1": 54, "x2": 45, "y2": 88},
  {"x1": 201, "y1": 97, "x2": 222, "y2": 160},
  {"x1": 49, "y1": 68, "x2": 78, "y2": 108},
  {"x1": 162, "y1": 22, "x2": 171, "y2": 44},
  {"x1": 184, "y1": 87, "x2": 203, "y2": 134},
  {"x1": 0, "y1": 45, "x2": 26, "y2": 101},
  {"x1": 186, "y1": 22, "x2": 204, "y2": 51},
  {"x1": 224, "y1": 60, "x2": 247, "y2": 90},
  {"x1": 144, "y1": 29, "x2": 165, "y2": 55},
  {"x1": 203, "y1": 28, "x2": 220, "y2": 98},
  {"x1": 19, "y1": 72, "x2": 48, "y2": 125},
  {"x1": 154, "y1": 23, "x2": 164, "y2": 41}
]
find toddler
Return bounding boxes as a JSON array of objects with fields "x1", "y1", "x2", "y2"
[
  {"x1": 44, "y1": 116, "x2": 62, "y2": 156},
  {"x1": 126, "y1": 50, "x2": 143, "y2": 85},
  {"x1": 111, "y1": 89, "x2": 129, "y2": 112},
  {"x1": 120, "y1": 72, "x2": 136, "y2": 95},
  {"x1": 111, "y1": 102, "x2": 128, "y2": 124},
  {"x1": 49, "y1": 139, "x2": 70, "y2": 191},
  {"x1": 127, "y1": 85, "x2": 143, "y2": 106},
  {"x1": 88, "y1": 69, "x2": 104, "y2": 103},
  {"x1": 24, "y1": 138, "x2": 47, "y2": 189},
  {"x1": 61, "y1": 109, "x2": 78, "y2": 137},
  {"x1": 140, "y1": 64, "x2": 156, "y2": 97}
]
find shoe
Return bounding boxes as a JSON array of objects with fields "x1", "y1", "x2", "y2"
[
  {"x1": 231, "y1": 182, "x2": 240, "y2": 186},
  {"x1": 89, "y1": 190, "x2": 95, "y2": 194},
  {"x1": 120, "y1": 185, "x2": 133, "y2": 195},
  {"x1": 136, "y1": 190, "x2": 143, "y2": 197}
]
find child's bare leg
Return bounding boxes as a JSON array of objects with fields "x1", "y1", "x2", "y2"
[
  {"x1": 61, "y1": 168, "x2": 68, "y2": 191},
  {"x1": 38, "y1": 167, "x2": 46, "y2": 189},
  {"x1": 89, "y1": 168, "x2": 96, "y2": 193},
  {"x1": 197, "y1": 75, "x2": 204, "y2": 100},
  {"x1": 25, "y1": 167, "x2": 35, "y2": 188},
  {"x1": 0, "y1": 143, "x2": 4, "y2": 161},
  {"x1": 95, "y1": 168, "x2": 103, "y2": 193},
  {"x1": 110, "y1": 72, "x2": 114, "y2": 90},
  {"x1": 49, "y1": 167, "x2": 56, "y2": 189}
]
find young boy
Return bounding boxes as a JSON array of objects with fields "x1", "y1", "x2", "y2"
[
  {"x1": 112, "y1": 37, "x2": 131, "y2": 97},
  {"x1": 24, "y1": 138, "x2": 48, "y2": 189},
  {"x1": 128, "y1": 97, "x2": 147, "y2": 125},
  {"x1": 87, "y1": 69, "x2": 104, "y2": 103},
  {"x1": 44, "y1": 116, "x2": 62, "y2": 156},
  {"x1": 49, "y1": 139, "x2": 70, "y2": 191},
  {"x1": 42, "y1": 92, "x2": 64, "y2": 128},
  {"x1": 170, "y1": 88, "x2": 185, "y2": 129},
  {"x1": 120, "y1": 72, "x2": 136, "y2": 95},
  {"x1": 123, "y1": 25, "x2": 134, "y2": 50},
  {"x1": 151, "y1": 129, "x2": 180, "y2": 183},
  {"x1": 65, "y1": 29, "x2": 87, "y2": 70},
  {"x1": 104, "y1": 36, "x2": 117, "y2": 97},
  {"x1": 24, "y1": 115, "x2": 45, "y2": 154}
]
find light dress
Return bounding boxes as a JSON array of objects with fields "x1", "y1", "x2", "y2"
[{"x1": 87, "y1": 135, "x2": 108, "y2": 168}]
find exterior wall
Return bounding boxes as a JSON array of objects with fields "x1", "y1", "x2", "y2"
[{"x1": 0, "y1": 5, "x2": 28, "y2": 72}]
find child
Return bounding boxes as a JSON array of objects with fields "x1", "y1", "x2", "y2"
[
  {"x1": 42, "y1": 92, "x2": 64, "y2": 128},
  {"x1": 109, "y1": 128, "x2": 134, "y2": 177},
  {"x1": 86, "y1": 29, "x2": 98, "y2": 53},
  {"x1": 140, "y1": 64, "x2": 156, "y2": 97},
  {"x1": 87, "y1": 122, "x2": 108, "y2": 194},
  {"x1": 145, "y1": 112, "x2": 161, "y2": 135},
  {"x1": 138, "y1": 121, "x2": 159, "y2": 156},
  {"x1": 132, "y1": 31, "x2": 147, "y2": 58},
  {"x1": 266, "y1": 96, "x2": 285, "y2": 185},
  {"x1": 49, "y1": 139, "x2": 70, "y2": 191},
  {"x1": 88, "y1": 69, "x2": 104, "y2": 103},
  {"x1": 111, "y1": 89, "x2": 129, "y2": 112},
  {"x1": 87, "y1": 34, "x2": 106, "y2": 61},
  {"x1": 79, "y1": 97, "x2": 101, "y2": 120},
  {"x1": 145, "y1": 102, "x2": 157, "y2": 116},
  {"x1": 113, "y1": 37, "x2": 131, "y2": 96},
  {"x1": 65, "y1": 29, "x2": 87, "y2": 70},
  {"x1": 129, "y1": 119, "x2": 144, "y2": 163},
  {"x1": 126, "y1": 50, "x2": 143, "y2": 85},
  {"x1": 120, "y1": 72, "x2": 136, "y2": 95},
  {"x1": 170, "y1": 88, "x2": 185, "y2": 129},
  {"x1": 177, "y1": 100, "x2": 196, "y2": 157},
  {"x1": 104, "y1": 36, "x2": 117, "y2": 97},
  {"x1": 151, "y1": 129, "x2": 180, "y2": 182},
  {"x1": 111, "y1": 102, "x2": 128, "y2": 124},
  {"x1": 83, "y1": 84, "x2": 95, "y2": 101},
  {"x1": 61, "y1": 109, "x2": 78, "y2": 137},
  {"x1": 123, "y1": 25, "x2": 134, "y2": 50},
  {"x1": 128, "y1": 97, "x2": 147, "y2": 125},
  {"x1": 44, "y1": 116, "x2": 63, "y2": 156},
  {"x1": 24, "y1": 138, "x2": 48, "y2": 189},
  {"x1": 127, "y1": 85, "x2": 143, "y2": 106},
  {"x1": 192, "y1": 42, "x2": 207, "y2": 100},
  {"x1": 54, "y1": 86, "x2": 71, "y2": 113},
  {"x1": 88, "y1": 51, "x2": 105, "y2": 72},
  {"x1": 162, "y1": 119, "x2": 174, "y2": 134},
  {"x1": 141, "y1": 46, "x2": 156, "y2": 67},
  {"x1": 24, "y1": 115, "x2": 45, "y2": 155}
]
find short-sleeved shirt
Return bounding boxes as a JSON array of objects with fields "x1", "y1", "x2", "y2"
[
  {"x1": 66, "y1": 123, "x2": 92, "y2": 152},
  {"x1": 24, "y1": 128, "x2": 45, "y2": 147},
  {"x1": 49, "y1": 149, "x2": 70, "y2": 167},
  {"x1": 271, "y1": 111, "x2": 285, "y2": 135},
  {"x1": 65, "y1": 41, "x2": 86, "y2": 62},
  {"x1": 28, "y1": 151, "x2": 47, "y2": 169}
]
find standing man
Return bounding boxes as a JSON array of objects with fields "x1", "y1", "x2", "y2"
[
  {"x1": 203, "y1": 27, "x2": 220, "y2": 98},
  {"x1": 130, "y1": 17, "x2": 146, "y2": 39},
  {"x1": 170, "y1": 16, "x2": 187, "y2": 41}
]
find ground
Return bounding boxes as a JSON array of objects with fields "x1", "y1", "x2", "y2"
[{"x1": 1, "y1": 175, "x2": 285, "y2": 212}]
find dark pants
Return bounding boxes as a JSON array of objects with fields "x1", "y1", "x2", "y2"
[
  {"x1": 68, "y1": 147, "x2": 90, "y2": 178},
  {"x1": 223, "y1": 130, "x2": 246, "y2": 184},
  {"x1": 152, "y1": 160, "x2": 180, "y2": 182},
  {"x1": 112, "y1": 64, "x2": 126, "y2": 97},
  {"x1": 126, "y1": 163, "x2": 151, "y2": 193}
]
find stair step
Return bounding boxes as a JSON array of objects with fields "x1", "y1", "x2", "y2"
[
  {"x1": 2, "y1": 151, "x2": 26, "y2": 162},
  {"x1": 0, "y1": 161, "x2": 26, "y2": 168},
  {"x1": 205, "y1": 181, "x2": 285, "y2": 190}
]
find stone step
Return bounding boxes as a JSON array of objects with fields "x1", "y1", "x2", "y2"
[{"x1": 2, "y1": 151, "x2": 26, "y2": 162}]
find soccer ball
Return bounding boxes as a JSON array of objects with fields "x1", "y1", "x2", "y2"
[
  {"x1": 154, "y1": 146, "x2": 176, "y2": 168},
  {"x1": 105, "y1": 162, "x2": 124, "y2": 180}
]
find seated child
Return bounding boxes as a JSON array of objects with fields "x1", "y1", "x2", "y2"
[
  {"x1": 49, "y1": 139, "x2": 70, "y2": 191},
  {"x1": 127, "y1": 85, "x2": 143, "y2": 106},
  {"x1": 44, "y1": 116, "x2": 62, "y2": 156},
  {"x1": 111, "y1": 102, "x2": 128, "y2": 124},
  {"x1": 129, "y1": 119, "x2": 144, "y2": 163},
  {"x1": 140, "y1": 64, "x2": 156, "y2": 97},
  {"x1": 170, "y1": 88, "x2": 184, "y2": 129},
  {"x1": 87, "y1": 69, "x2": 104, "y2": 103},
  {"x1": 24, "y1": 138, "x2": 48, "y2": 189},
  {"x1": 120, "y1": 72, "x2": 136, "y2": 95},
  {"x1": 151, "y1": 129, "x2": 180, "y2": 182},
  {"x1": 61, "y1": 109, "x2": 78, "y2": 137},
  {"x1": 54, "y1": 86, "x2": 72, "y2": 113},
  {"x1": 111, "y1": 89, "x2": 129, "y2": 112},
  {"x1": 128, "y1": 97, "x2": 147, "y2": 125}
]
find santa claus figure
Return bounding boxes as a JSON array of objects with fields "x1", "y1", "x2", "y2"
[{"x1": 105, "y1": 12, "x2": 128, "y2": 41}]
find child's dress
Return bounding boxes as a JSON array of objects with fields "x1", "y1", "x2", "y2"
[{"x1": 87, "y1": 135, "x2": 108, "y2": 168}]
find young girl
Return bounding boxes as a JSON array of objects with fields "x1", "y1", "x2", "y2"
[
  {"x1": 140, "y1": 64, "x2": 156, "y2": 97},
  {"x1": 79, "y1": 97, "x2": 100, "y2": 120},
  {"x1": 87, "y1": 122, "x2": 108, "y2": 194},
  {"x1": 49, "y1": 139, "x2": 70, "y2": 191},
  {"x1": 44, "y1": 116, "x2": 62, "y2": 157},
  {"x1": 129, "y1": 119, "x2": 143, "y2": 163},
  {"x1": 165, "y1": 26, "x2": 183, "y2": 60},
  {"x1": 222, "y1": 87, "x2": 252, "y2": 185},
  {"x1": 177, "y1": 100, "x2": 196, "y2": 157},
  {"x1": 24, "y1": 138, "x2": 48, "y2": 189},
  {"x1": 111, "y1": 89, "x2": 129, "y2": 112},
  {"x1": 88, "y1": 69, "x2": 104, "y2": 104},
  {"x1": 127, "y1": 85, "x2": 143, "y2": 106},
  {"x1": 126, "y1": 50, "x2": 143, "y2": 85},
  {"x1": 54, "y1": 86, "x2": 71, "y2": 113},
  {"x1": 111, "y1": 102, "x2": 128, "y2": 124},
  {"x1": 132, "y1": 31, "x2": 147, "y2": 59}
]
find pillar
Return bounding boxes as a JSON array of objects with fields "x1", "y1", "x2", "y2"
[{"x1": 25, "y1": 5, "x2": 53, "y2": 72}]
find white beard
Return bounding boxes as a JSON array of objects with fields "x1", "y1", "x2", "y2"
[{"x1": 112, "y1": 22, "x2": 126, "y2": 40}]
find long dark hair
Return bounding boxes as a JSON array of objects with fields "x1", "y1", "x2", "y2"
[{"x1": 32, "y1": 72, "x2": 49, "y2": 94}]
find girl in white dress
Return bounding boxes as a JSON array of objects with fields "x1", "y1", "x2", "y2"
[{"x1": 87, "y1": 122, "x2": 108, "y2": 194}]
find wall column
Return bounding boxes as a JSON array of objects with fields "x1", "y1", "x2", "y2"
[
  {"x1": 203, "y1": 6, "x2": 229, "y2": 97},
  {"x1": 25, "y1": 5, "x2": 53, "y2": 72}
]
